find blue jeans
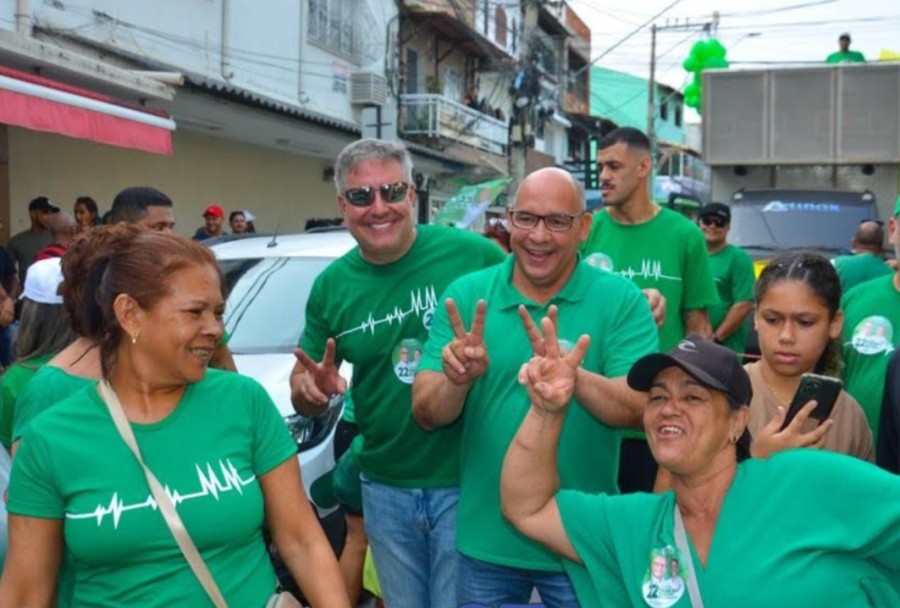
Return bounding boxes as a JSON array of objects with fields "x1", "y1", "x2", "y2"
[
  {"x1": 360, "y1": 478, "x2": 459, "y2": 608},
  {"x1": 457, "y1": 554, "x2": 579, "y2": 608}
]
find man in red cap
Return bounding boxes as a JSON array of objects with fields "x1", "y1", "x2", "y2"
[{"x1": 193, "y1": 204, "x2": 228, "y2": 241}]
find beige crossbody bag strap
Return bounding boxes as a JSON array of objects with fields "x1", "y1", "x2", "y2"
[
  {"x1": 98, "y1": 381, "x2": 229, "y2": 608},
  {"x1": 674, "y1": 504, "x2": 705, "y2": 608}
]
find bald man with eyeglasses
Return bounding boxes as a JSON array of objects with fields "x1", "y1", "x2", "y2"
[
  {"x1": 412, "y1": 167, "x2": 659, "y2": 606},
  {"x1": 290, "y1": 138, "x2": 505, "y2": 608}
]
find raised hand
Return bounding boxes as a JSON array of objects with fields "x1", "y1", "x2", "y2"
[
  {"x1": 517, "y1": 315, "x2": 590, "y2": 415},
  {"x1": 442, "y1": 298, "x2": 489, "y2": 386},
  {"x1": 518, "y1": 304, "x2": 558, "y2": 357},
  {"x1": 750, "y1": 401, "x2": 834, "y2": 458},
  {"x1": 293, "y1": 338, "x2": 347, "y2": 408}
]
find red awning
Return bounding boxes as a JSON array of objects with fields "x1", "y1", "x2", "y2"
[{"x1": 0, "y1": 66, "x2": 174, "y2": 155}]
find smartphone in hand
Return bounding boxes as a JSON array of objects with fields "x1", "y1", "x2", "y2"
[{"x1": 780, "y1": 373, "x2": 842, "y2": 431}]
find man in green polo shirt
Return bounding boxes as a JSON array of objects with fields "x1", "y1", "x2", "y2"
[
  {"x1": 842, "y1": 196, "x2": 900, "y2": 440},
  {"x1": 290, "y1": 139, "x2": 505, "y2": 608},
  {"x1": 833, "y1": 220, "x2": 891, "y2": 293},
  {"x1": 413, "y1": 167, "x2": 658, "y2": 606},
  {"x1": 826, "y1": 33, "x2": 866, "y2": 64}
]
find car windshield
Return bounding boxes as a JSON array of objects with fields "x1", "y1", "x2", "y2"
[
  {"x1": 219, "y1": 257, "x2": 334, "y2": 354},
  {"x1": 729, "y1": 199, "x2": 876, "y2": 253}
]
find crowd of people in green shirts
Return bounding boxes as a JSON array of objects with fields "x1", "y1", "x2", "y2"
[{"x1": 0, "y1": 129, "x2": 897, "y2": 607}]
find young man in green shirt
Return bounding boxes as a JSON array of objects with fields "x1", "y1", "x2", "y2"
[
  {"x1": 842, "y1": 197, "x2": 900, "y2": 439},
  {"x1": 413, "y1": 167, "x2": 658, "y2": 606},
  {"x1": 833, "y1": 219, "x2": 891, "y2": 293},
  {"x1": 582, "y1": 127, "x2": 719, "y2": 493},
  {"x1": 826, "y1": 33, "x2": 866, "y2": 63},
  {"x1": 291, "y1": 139, "x2": 505, "y2": 608},
  {"x1": 698, "y1": 202, "x2": 755, "y2": 354}
]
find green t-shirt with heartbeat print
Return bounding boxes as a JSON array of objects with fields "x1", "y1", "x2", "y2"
[
  {"x1": 581, "y1": 207, "x2": 718, "y2": 351},
  {"x1": 8, "y1": 369, "x2": 296, "y2": 608},
  {"x1": 301, "y1": 224, "x2": 506, "y2": 488}
]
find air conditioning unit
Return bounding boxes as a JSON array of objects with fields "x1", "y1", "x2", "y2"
[{"x1": 350, "y1": 72, "x2": 388, "y2": 106}]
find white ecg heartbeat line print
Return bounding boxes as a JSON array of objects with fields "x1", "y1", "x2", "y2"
[
  {"x1": 66, "y1": 459, "x2": 255, "y2": 529},
  {"x1": 336, "y1": 286, "x2": 438, "y2": 338},
  {"x1": 618, "y1": 259, "x2": 681, "y2": 283}
]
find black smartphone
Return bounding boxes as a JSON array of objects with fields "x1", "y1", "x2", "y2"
[{"x1": 780, "y1": 373, "x2": 843, "y2": 431}]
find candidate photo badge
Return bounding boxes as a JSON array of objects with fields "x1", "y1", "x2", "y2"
[
  {"x1": 585, "y1": 252, "x2": 615, "y2": 272},
  {"x1": 850, "y1": 316, "x2": 894, "y2": 356},
  {"x1": 392, "y1": 338, "x2": 424, "y2": 385},
  {"x1": 641, "y1": 545, "x2": 686, "y2": 608}
]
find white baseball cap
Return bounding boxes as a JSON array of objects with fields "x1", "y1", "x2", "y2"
[{"x1": 21, "y1": 257, "x2": 64, "y2": 304}]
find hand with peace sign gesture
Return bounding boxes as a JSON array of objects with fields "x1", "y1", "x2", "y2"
[
  {"x1": 441, "y1": 298, "x2": 489, "y2": 386},
  {"x1": 517, "y1": 313, "x2": 591, "y2": 415},
  {"x1": 290, "y1": 337, "x2": 347, "y2": 416}
]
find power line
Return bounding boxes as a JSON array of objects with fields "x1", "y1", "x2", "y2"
[{"x1": 717, "y1": 0, "x2": 838, "y2": 18}]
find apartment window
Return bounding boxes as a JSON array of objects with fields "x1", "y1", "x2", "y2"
[
  {"x1": 659, "y1": 100, "x2": 669, "y2": 121},
  {"x1": 308, "y1": 0, "x2": 360, "y2": 61},
  {"x1": 674, "y1": 103, "x2": 683, "y2": 127},
  {"x1": 495, "y1": 6, "x2": 507, "y2": 47}
]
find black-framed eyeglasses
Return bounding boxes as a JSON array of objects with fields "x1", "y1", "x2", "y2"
[
  {"x1": 700, "y1": 215, "x2": 728, "y2": 228},
  {"x1": 859, "y1": 218, "x2": 884, "y2": 227},
  {"x1": 341, "y1": 182, "x2": 410, "y2": 207},
  {"x1": 508, "y1": 209, "x2": 584, "y2": 232}
]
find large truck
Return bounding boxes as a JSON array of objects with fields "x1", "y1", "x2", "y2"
[{"x1": 702, "y1": 63, "x2": 900, "y2": 222}]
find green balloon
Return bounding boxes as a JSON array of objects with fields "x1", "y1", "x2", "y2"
[
  {"x1": 683, "y1": 54, "x2": 700, "y2": 73},
  {"x1": 684, "y1": 82, "x2": 700, "y2": 99},
  {"x1": 704, "y1": 56, "x2": 730, "y2": 69},
  {"x1": 689, "y1": 40, "x2": 710, "y2": 61},
  {"x1": 706, "y1": 38, "x2": 727, "y2": 59}
]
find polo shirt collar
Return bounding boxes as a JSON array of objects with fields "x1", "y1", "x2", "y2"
[{"x1": 494, "y1": 254, "x2": 592, "y2": 311}]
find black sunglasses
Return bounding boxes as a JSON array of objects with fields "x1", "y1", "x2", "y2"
[
  {"x1": 341, "y1": 182, "x2": 410, "y2": 207},
  {"x1": 700, "y1": 216, "x2": 728, "y2": 228},
  {"x1": 859, "y1": 218, "x2": 884, "y2": 227}
]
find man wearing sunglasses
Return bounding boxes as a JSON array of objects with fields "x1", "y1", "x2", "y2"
[
  {"x1": 698, "y1": 202, "x2": 755, "y2": 354},
  {"x1": 413, "y1": 167, "x2": 658, "y2": 606},
  {"x1": 833, "y1": 219, "x2": 891, "y2": 293},
  {"x1": 290, "y1": 139, "x2": 505, "y2": 608}
]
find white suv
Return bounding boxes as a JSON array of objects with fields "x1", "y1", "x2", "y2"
[{"x1": 209, "y1": 230, "x2": 355, "y2": 539}]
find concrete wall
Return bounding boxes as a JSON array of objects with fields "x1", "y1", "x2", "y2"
[
  {"x1": 5, "y1": 127, "x2": 339, "y2": 238},
  {"x1": 590, "y1": 67, "x2": 685, "y2": 144},
  {"x1": 24, "y1": 0, "x2": 395, "y2": 124}
]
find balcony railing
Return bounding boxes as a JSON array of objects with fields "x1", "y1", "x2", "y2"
[{"x1": 400, "y1": 94, "x2": 508, "y2": 155}]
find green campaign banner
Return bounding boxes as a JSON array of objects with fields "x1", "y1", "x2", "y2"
[{"x1": 433, "y1": 178, "x2": 511, "y2": 228}]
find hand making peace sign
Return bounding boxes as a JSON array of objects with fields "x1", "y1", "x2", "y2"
[
  {"x1": 442, "y1": 298, "x2": 489, "y2": 386},
  {"x1": 517, "y1": 311, "x2": 590, "y2": 415},
  {"x1": 293, "y1": 338, "x2": 347, "y2": 408}
]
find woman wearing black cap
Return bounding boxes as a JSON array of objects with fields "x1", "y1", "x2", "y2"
[{"x1": 501, "y1": 323, "x2": 900, "y2": 607}]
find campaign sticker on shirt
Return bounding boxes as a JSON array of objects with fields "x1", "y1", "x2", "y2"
[
  {"x1": 585, "y1": 252, "x2": 615, "y2": 272},
  {"x1": 850, "y1": 316, "x2": 894, "y2": 356},
  {"x1": 641, "y1": 545, "x2": 686, "y2": 608},
  {"x1": 392, "y1": 339, "x2": 423, "y2": 384}
]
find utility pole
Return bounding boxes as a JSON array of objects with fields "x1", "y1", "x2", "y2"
[
  {"x1": 509, "y1": 0, "x2": 540, "y2": 192},
  {"x1": 646, "y1": 17, "x2": 717, "y2": 156},
  {"x1": 646, "y1": 24, "x2": 658, "y2": 156}
]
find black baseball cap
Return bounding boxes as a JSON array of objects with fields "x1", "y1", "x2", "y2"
[
  {"x1": 698, "y1": 202, "x2": 730, "y2": 223},
  {"x1": 28, "y1": 196, "x2": 59, "y2": 213},
  {"x1": 627, "y1": 336, "x2": 752, "y2": 407}
]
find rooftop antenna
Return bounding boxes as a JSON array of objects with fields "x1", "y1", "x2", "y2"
[{"x1": 267, "y1": 218, "x2": 281, "y2": 248}]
